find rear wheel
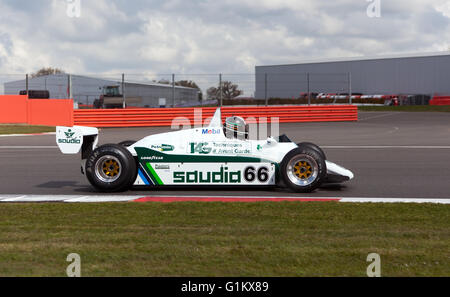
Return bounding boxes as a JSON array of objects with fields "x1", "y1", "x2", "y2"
[
  {"x1": 280, "y1": 147, "x2": 327, "y2": 192},
  {"x1": 86, "y1": 144, "x2": 137, "y2": 192}
]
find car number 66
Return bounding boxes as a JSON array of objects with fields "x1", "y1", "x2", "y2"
[{"x1": 244, "y1": 166, "x2": 269, "y2": 182}]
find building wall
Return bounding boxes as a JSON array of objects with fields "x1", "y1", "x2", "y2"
[
  {"x1": 5, "y1": 74, "x2": 71, "y2": 99},
  {"x1": 4, "y1": 75, "x2": 199, "y2": 107},
  {"x1": 4, "y1": 74, "x2": 119, "y2": 103},
  {"x1": 124, "y1": 83, "x2": 198, "y2": 107},
  {"x1": 255, "y1": 53, "x2": 450, "y2": 98}
]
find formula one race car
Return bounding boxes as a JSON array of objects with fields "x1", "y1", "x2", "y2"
[{"x1": 56, "y1": 108, "x2": 353, "y2": 192}]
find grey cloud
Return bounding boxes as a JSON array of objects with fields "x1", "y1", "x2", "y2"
[{"x1": 0, "y1": 0, "x2": 449, "y2": 76}]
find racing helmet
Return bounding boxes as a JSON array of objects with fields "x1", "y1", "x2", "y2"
[{"x1": 224, "y1": 116, "x2": 248, "y2": 139}]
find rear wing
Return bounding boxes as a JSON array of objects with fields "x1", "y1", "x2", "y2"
[{"x1": 56, "y1": 126, "x2": 98, "y2": 158}]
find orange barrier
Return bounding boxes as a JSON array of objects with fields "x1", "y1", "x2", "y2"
[
  {"x1": 0, "y1": 95, "x2": 357, "y2": 127},
  {"x1": 27, "y1": 99, "x2": 73, "y2": 126},
  {"x1": 430, "y1": 96, "x2": 450, "y2": 106},
  {"x1": 0, "y1": 95, "x2": 28, "y2": 123},
  {"x1": 74, "y1": 105, "x2": 358, "y2": 127},
  {"x1": 0, "y1": 95, "x2": 73, "y2": 126}
]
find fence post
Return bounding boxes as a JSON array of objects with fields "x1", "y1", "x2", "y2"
[
  {"x1": 348, "y1": 72, "x2": 352, "y2": 105},
  {"x1": 68, "y1": 74, "x2": 73, "y2": 99},
  {"x1": 219, "y1": 73, "x2": 223, "y2": 107},
  {"x1": 307, "y1": 73, "x2": 310, "y2": 106},
  {"x1": 26, "y1": 74, "x2": 29, "y2": 96},
  {"x1": 265, "y1": 73, "x2": 268, "y2": 107},
  {"x1": 172, "y1": 73, "x2": 175, "y2": 107},
  {"x1": 122, "y1": 73, "x2": 125, "y2": 108}
]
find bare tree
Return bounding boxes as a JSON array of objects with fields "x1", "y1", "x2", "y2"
[
  {"x1": 207, "y1": 81, "x2": 242, "y2": 100},
  {"x1": 175, "y1": 80, "x2": 199, "y2": 89},
  {"x1": 31, "y1": 67, "x2": 65, "y2": 78},
  {"x1": 157, "y1": 79, "x2": 170, "y2": 84},
  {"x1": 222, "y1": 81, "x2": 242, "y2": 99},
  {"x1": 176, "y1": 80, "x2": 202, "y2": 100},
  {"x1": 207, "y1": 87, "x2": 218, "y2": 100}
]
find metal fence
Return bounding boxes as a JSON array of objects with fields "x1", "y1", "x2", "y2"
[
  {"x1": 0, "y1": 73, "x2": 256, "y2": 108},
  {"x1": 0, "y1": 72, "x2": 437, "y2": 108},
  {"x1": 255, "y1": 72, "x2": 352, "y2": 104}
]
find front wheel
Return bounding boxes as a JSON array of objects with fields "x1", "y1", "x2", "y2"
[
  {"x1": 280, "y1": 147, "x2": 327, "y2": 193},
  {"x1": 86, "y1": 144, "x2": 137, "y2": 192},
  {"x1": 297, "y1": 142, "x2": 326, "y2": 160}
]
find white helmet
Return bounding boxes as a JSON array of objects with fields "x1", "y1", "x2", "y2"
[{"x1": 224, "y1": 116, "x2": 248, "y2": 139}]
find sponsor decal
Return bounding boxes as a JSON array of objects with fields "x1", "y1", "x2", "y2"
[
  {"x1": 65, "y1": 130, "x2": 75, "y2": 138},
  {"x1": 155, "y1": 164, "x2": 170, "y2": 170},
  {"x1": 189, "y1": 142, "x2": 251, "y2": 155},
  {"x1": 257, "y1": 144, "x2": 263, "y2": 151},
  {"x1": 134, "y1": 147, "x2": 267, "y2": 164},
  {"x1": 173, "y1": 165, "x2": 270, "y2": 184},
  {"x1": 151, "y1": 144, "x2": 174, "y2": 152},
  {"x1": 141, "y1": 156, "x2": 164, "y2": 161},
  {"x1": 190, "y1": 142, "x2": 212, "y2": 154},
  {"x1": 174, "y1": 166, "x2": 241, "y2": 184},
  {"x1": 202, "y1": 128, "x2": 221, "y2": 135},
  {"x1": 58, "y1": 129, "x2": 81, "y2": 144}
]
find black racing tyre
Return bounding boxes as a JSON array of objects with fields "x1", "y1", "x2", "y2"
[
  {"x1": 118, "y1": 140, "x2": 136, "y2": 147},
  {"x1": 297, "y1": 142, "x2": 326, "y2": 160},
  {"x1": 86, "y1": 144, "x2": 137, "y2": 192},
  {"x1": 280, "y1": 147, "x2": 327, "y2": 193}
]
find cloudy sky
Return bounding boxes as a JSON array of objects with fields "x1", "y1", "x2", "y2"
[{"x1": 0, "y1": 0, "x2": 449, "y2": 77}]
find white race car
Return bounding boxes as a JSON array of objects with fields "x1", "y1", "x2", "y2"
[{"x1": 56, "y1": 108, "x2": 353, "y2": 192}]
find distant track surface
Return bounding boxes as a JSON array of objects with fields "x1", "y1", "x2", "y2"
[{"x1": 0, "y1": 111, "x2": 449, "y2": 199}]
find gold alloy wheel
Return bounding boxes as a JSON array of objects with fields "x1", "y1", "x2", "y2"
[
  {"x1": 95, "y1": 155, "x2": 122, "y2": 183},
  {"x1": 286, "y1": 154, "x2": 319, "y2": 187},
  {"x1": 102, "y1": 159, "x2": 120, "y2": 178},
  {"x1": 293, "y1": 161, "x2": 312, "y2": 180}
]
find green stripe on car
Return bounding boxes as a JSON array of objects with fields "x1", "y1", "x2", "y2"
[{"x1": 146, "y1": 163, "x2": 164, "y2": 185}]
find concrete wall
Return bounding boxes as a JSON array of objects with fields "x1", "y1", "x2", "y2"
[{"x1": 255, "y1": 53, "x2": 450, "y2": 99}]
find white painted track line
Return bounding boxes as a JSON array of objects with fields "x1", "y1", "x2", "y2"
[
  {"x1": 65, "y1": 196, "x2": 142, "y2": 203},
  {"x1": 340, "y1": 198, "x2": 450, "y2": 204},
  {"x1": 0, "y1": 195, "x2": 92, "y2": 202}
]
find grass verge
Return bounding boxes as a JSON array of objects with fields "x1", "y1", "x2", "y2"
[
  {"x1": 359, "y1": 105, "x2": 450, "y2": 112},
  {"x1": 0, "y1": 202, "x2": 448, "y2": 276},
  {"x1": 0, "y1": 124, "x2": 55, "y2": 135}
]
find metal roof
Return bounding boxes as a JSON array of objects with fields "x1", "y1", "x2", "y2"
[{"x1": 256, "y1": 51, "x2": 450, "y2": 68}]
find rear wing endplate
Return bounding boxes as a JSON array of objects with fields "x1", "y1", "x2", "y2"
[{"x1": 56, "y1": 126, "x2": 99, "y2": 155}]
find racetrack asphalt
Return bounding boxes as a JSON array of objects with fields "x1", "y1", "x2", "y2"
[{"x1": 0, "y1": 111, "x2": 449, "y2": 199}]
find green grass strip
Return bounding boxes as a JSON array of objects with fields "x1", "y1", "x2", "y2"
[
  {"x1": 0, "y1": 202, "x2": 448, "y2": 276},
  {"x1": 0, "y1": 125, "x2": 55, "y2": 135}
]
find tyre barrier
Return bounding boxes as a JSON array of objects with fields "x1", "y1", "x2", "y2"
[{"x1": 73, "y1": 105, "x2": 358, "y2": 127}]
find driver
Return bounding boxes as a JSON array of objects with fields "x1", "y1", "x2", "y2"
[{"x1": 224, "y1": 116, "x2": 248, "y2": 139}]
